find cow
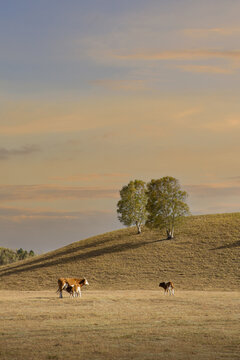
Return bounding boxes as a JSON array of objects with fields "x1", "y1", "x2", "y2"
[
  {"x1": 64, "y1": 283, "x2": 77, "y2": 297},
  {"x1": 159, "y1": 281, "x2": 174, "y2": 295},
  {"x1": 57, "y1": 278, "x2": 89, "y2": 298}
]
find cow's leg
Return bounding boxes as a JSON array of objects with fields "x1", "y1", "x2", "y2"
[{"x1": 59, "y1": 290, "x2": 63, "y2": 298}]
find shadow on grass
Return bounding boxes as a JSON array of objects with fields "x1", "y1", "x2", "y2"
[
  {"x1": 0, "y1": 236, "x2": 167, "y2": 278},
  {"x1": 211, "y1": 240, "x2": 240, "y2": 250},
  {"x1": 0, "y1": 231, "x2": 132, "y2": 274}
]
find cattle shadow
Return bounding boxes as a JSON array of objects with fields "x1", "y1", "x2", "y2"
[
  {"x1": 0, "y1": 236, "x2": 167, "y2": 278},
  {"x1": 210, "y1": 240, "x2": 240, "y2": 251}
]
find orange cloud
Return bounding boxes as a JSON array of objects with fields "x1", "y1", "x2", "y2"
[
  {"x1": 0, "y1": 206, "x2": 113, "y2": 222},
  {"x1": 113, "y1": 49, "x2": 240, "y2": 61},
  {"x1": 91, "y1": 79, "x2": 147, "y2": 91},
  {"x1": 203, "y1": 117, "x2": 240, "y2": 132},
  {"x1": 183, "y1": 28, "x2": 240, "y2": 37},
  {"x1": 175, "y1": 107, "x2": 202, "y2": 119},
  {"x1": 185, "y1": 180, "x2": 240, "y2": 198},
  {"x1": 0, "y1": 97, "x2": 134, "y2": 135},
  {"x1": 175, "y1": 65, "x2": 233, "y2": 74},
  {"x1": 0, "y1": 185, "x2": 119, "y2": 202},
  {"x1": 51, "y1": 173, "x2": 130, "y2": 182}
]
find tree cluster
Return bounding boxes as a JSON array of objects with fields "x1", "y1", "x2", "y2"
[
  {"x1": 0, "y1": 247, "x2": 35, "y2": 266},
  {"x1": 117, "y1": 176, "x2": 189, "y2": 239}
]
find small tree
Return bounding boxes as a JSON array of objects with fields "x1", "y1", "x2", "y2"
[
  {"x1": 146, "y1": 176, "x2": 189, "y2": 239},
  {"x1": 29, "y1": 250, "x2": 35, "y2": 257},
  {"x1": 117, "y1": 180, "x2": 148, "y2": 234},
  {"x1": 17, "y1": 248, "x2": 28, "y2": 260}
]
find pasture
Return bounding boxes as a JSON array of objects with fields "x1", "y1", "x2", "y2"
[{"x1": 0, "y1": 290, "x2": 239, "y2": 360}]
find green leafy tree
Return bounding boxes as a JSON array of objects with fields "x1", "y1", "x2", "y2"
[
  {"x1": 146, "y1": 176, "x2": 190, "y2": 239},
  {"x1": 117, "y1": 180, "x2": 148, "y2": 234},
  {"x1": 0, "y1": 247, "x2": 35, "y2": 265},
  {"x1": 17, "y1": 248, "x2": 28, "y2": 260}
]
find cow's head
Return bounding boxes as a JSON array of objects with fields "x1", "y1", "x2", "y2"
[
  {"x1": 159, "y1": 282, "x2": 166, "y2": 288},
  {"x1": 79, "y1": 278, "x2": 89, "y2": 286}
]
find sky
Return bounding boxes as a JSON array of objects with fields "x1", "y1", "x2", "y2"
[{"x1": 1, "y1": 0, "x2": 240, "y2": 253}]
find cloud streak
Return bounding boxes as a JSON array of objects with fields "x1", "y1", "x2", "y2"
[
  {"x1": 51, "y1": 172, "x2": 130, "y2": 182},
  {"x1": 175, "y1": 65, "x2": 233, "y2": 74},
  {"x1": 203, "y1": 117, "x2": 240, "y2": 132},
  {"x1": 0, "y1": 185, "x2": 119, "y2": 202},
  {"x1": 113, "y1": 49, "x2": 240, "y2": 61},
  {"x1": 0, "y1": 206, "x2": 113, "y2": 222},
  {"x1": 183, "y1": 28, "x2": 240, "y2": 37},
  {"x1": 185, "y1": 181, "x2": 240, "y2": 198},
  {"x1": 0, "y1": 145, "x2": 40, "y2": 160},
  {"x1": 91, "y1": 79, "x2": 147, "y2": 91}
]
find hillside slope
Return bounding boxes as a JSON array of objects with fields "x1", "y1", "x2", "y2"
[{"x1": 0, "y1": 213, "x2": 239, "y2": 291}]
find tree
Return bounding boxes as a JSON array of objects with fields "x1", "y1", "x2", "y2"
[
  {"x1": 17, "y1": 248, "x2": 28, "y2": 260},
  {"x1": 117, "y1": 180, "x2": 148, "y2": 234},
  {"x1": 29, "y1": 250, "x2": 35, "y2": 257},
  {"x1": 146, "y1": 176, "x2": 189, "y2": 239}
]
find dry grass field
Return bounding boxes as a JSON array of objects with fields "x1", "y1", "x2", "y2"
[
  {"x1": 0, "y1": 290, "x2": 239, "y2": 360},
  {"x1": 0, "y1": 213, "x2": 239, "y2": 359},
  {"x1": 0, "y1": 213, "x2": 239, "y2": 291}
]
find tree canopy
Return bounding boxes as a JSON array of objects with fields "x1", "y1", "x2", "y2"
[
  {"x1": 0, "y1": 247, "x2": 35, "y2": 265},
  {"x1": 146, "y1": 176, "x2": 189, "y2": 239},
  {"x1": 117, "y1": 180, "x2": 148, "y2": 234}
]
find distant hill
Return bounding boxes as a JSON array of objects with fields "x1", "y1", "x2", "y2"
[{"x1": 0, "y1": 213, "x2": 239, "y2": 291}]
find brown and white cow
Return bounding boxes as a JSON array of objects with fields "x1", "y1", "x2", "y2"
[
  {"x1": 57, "y1": 278, "x2": 89, "y2": 298},
  {"x1": 159, "y1": 281, "x2": 174, "y2": 295}
]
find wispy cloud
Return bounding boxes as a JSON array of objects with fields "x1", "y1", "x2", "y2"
[
  {"x1": 183, "y1": 28, "x2": 240, "y2": 37},
  {"x1": 0, "y1": 206, "x2": 112, "y2": 222},
  {"x1": 203, "y1": 117, "x2": 240, "y2": 132},
  {"x1": 225, "y1": 176, "x2": 240, "y2": 182},
  {"x1": 91, "y1": 79, "x2": 147, "y2": 91},
  {"x1": 51, "y1": 173, "x2": 130, "y2": 182},
  {"x1": 185, "y1": 181, "x2": 240, "y2": 198},
  {"x1": 0, "y1": 145, "x2": 40, "y2": 160},
  {"x1": 113, "y1": 49, "x2": 240, "y2": 61},
  {"x1": 0, "y1": 185, "x2": 119, "y2": 202},
  {"x1": 175, "y1": 107, "x2": 202, "y2": 119},
  {"x1": 175, "y1": 65, "x2": 233, "y2": 74}
]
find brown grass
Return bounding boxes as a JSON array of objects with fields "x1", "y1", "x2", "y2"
[
  {"x1": 0, "y1": 290, "x2": 239, "y2": 360},
  {"x1": 0, "y1": 213, "x2": 239, "y2": 291}
]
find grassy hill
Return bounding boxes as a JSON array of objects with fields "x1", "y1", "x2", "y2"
[{"x1": 0, "y1": 213, "x2": 239, "y2": 291}]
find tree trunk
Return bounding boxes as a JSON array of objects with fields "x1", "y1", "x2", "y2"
[
  {"x1": 136, "y1": 222, "x2": 142, "y2": 234},
  {"x1": 166, "y1": 229, "x2": 174, "y2": 239}
]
